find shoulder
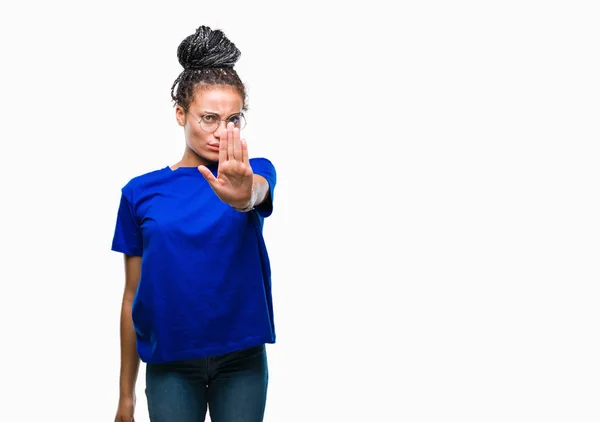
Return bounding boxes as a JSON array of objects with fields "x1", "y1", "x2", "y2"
[
  {"x1": 249, "y1": 157, "x2": 276, "y2": 175},
  {"x1": 121, "y1": 167, "x2": 170, "y2": 199},
  {"x1": 249, "y1": 157, "x2": 274, "y2": 166}
]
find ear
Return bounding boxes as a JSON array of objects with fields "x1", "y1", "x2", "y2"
[{"x1": 175, "y1": 105, "x2": 187, "y2": 127}]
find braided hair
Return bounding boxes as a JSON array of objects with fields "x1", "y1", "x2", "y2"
[{"x1": 171, "y1": 26, "x2": 248, "y2": 112}]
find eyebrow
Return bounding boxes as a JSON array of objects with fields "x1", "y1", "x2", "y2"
[{"x1": 200, "y1": 110, "x2": 241, "y2": 118}]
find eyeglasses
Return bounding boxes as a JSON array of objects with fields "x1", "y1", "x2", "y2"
[{"x1": 186, "y1": 110, "x2": 246, "y2": 133}]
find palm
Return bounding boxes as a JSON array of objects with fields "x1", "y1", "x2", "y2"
[{"x1": 198, "y1": 123, "x2": 254, "y2": 208}]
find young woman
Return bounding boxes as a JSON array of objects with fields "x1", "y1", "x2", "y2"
[{"x1": 112, "y1": 25, "x2": 277, "y2": 422}]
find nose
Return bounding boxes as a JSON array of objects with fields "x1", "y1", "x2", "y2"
[
  {"x1": 218, "y1": 120, "x2": 231, "y2": 132},
  {"x1": 214, "y1": 121, "x2": 235, "y2": 137},
  {"x1": 213, "y1": 121, "x2": 228, "y2": 138}
]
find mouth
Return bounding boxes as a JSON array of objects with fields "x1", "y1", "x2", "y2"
[{"x1": 207, "y1": 143, "x2": 220, "y2": 152}]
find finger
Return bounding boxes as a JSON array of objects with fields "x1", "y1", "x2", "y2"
[
  {"x1": 233, "y1": 127, "x2": 242, "y2": 161},
  {"x1": 227, "y1": 122, "x2": 234, "y2": 161},
  {"x1": 241, "y1": 138, "x2": 249, "y2": 163},
  {"x1": 218, "y1": 128, "x2": 228, "y2": 164},
  {"x1": 198, "y1": 165, "x2": 218, "y2": 187}
]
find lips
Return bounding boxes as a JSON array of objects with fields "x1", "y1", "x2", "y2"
[{"x1": 208, "y1": 143, "x2": 220, "y2": 151}]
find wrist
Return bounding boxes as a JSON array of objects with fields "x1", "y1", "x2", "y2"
[
  {"x1": 232, "y1": 185, "x2": 257, "y2": 212},
  {"x1": 119, "y1": 385, "x2": 136, "y2": 400},
  {"x1": 119, "y1": 392, "x2": 135, "y2": 402}
]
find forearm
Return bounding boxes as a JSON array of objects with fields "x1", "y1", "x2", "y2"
[
  {"x1": 119, "y1": 298, "x2": 140, "y2": 399},
  {"x1": 252, "y1": 174, "x2": 270, "y2": 207},
  {"x1": 230, "y1": 174, "x2": 270, "y2": 211}
]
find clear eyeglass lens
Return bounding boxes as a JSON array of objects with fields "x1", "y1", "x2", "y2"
[{"x1": 200, "y1": 114, "x2": 246, "y2": 132}]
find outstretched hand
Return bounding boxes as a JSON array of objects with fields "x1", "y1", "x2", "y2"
[{"x1": 198, "y1": 123, "x2": 254, "y2": 208}]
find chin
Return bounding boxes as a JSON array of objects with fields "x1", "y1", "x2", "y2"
[
  {"x1": 205, "y1": 150, "x2": 219, "y2": 161},
  {"x1": 191, "y1": 146, "x2": 218, "y2": 164},
  {"x1": 199, "y1": 151, "x2": 219, "y2": 164}
]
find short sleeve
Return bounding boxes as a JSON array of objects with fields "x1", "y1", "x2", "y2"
[
  {"x1": 250, "y1": 157, "x2": 277, "y2": 218},
  {"x1": 111, "y1": 189, "x2": 143, "y2": 256}
]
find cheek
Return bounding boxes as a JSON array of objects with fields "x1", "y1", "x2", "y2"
[{"x1": 186, "y1": 124, "x2": 210, "y2": 143}]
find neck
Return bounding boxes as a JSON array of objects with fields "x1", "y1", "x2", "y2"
[{"x1": 175, "y1": 146, "x2": 215, "y2": 168}]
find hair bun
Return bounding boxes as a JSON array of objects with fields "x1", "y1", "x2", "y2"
[{"x1": 177, "y1": 26, "x2": 240, "y2": 70}]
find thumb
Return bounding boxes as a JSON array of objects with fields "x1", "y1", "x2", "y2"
[{"x1": 198, "y1": 165, "x2": 218, "y2": 187}]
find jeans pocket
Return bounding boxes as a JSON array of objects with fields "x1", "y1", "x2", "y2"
[{"x1": 222, "y1": 344, "x2": 266, "y2": 365}]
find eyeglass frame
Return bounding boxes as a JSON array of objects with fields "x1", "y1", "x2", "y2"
[{"x1": 184, "y1": 109, "x2": 246, "y2": 133}]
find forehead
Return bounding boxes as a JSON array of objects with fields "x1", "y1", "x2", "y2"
[{"x1": 190, "y1": 86, "x2": 243, "y2": 113}]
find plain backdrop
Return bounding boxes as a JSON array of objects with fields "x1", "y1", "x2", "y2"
[{"x1": 0, "y1": 1, "x2": 599, "y2": 421}]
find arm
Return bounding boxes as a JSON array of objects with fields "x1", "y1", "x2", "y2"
[
  {"x1": 237, "y1": 174, "x2": 270, "y2": 210},
  {"x1": 198, "y1": 123, "x2": 276, "y2": 213},
  {"x1": 115, "y1": 254, "x2": 142, "y2": 421}
]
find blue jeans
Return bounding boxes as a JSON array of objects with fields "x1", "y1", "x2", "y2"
[{"x1": 145, "y1": 344, "x2": 268, "y2": 422}]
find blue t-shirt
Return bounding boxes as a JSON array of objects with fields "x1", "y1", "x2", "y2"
[{"x1": 111, "y1": 158, "x2": 277, "y2": 364}]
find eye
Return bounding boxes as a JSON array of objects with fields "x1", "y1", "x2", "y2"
[
  {"x1": 228, "y1": 114, "x2": 241, "y2": 126},
  {"x1": 202, "y1": 114, "x2": 218, "y2": 123}
]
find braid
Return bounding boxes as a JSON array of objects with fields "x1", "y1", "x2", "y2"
[{"x1": 171, "y1": 26, "x2": 247, "y2": 111}]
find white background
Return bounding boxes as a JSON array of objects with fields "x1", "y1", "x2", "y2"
[{"x1": 0, "y1": 1, "x2": 599, "y2": 421}]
